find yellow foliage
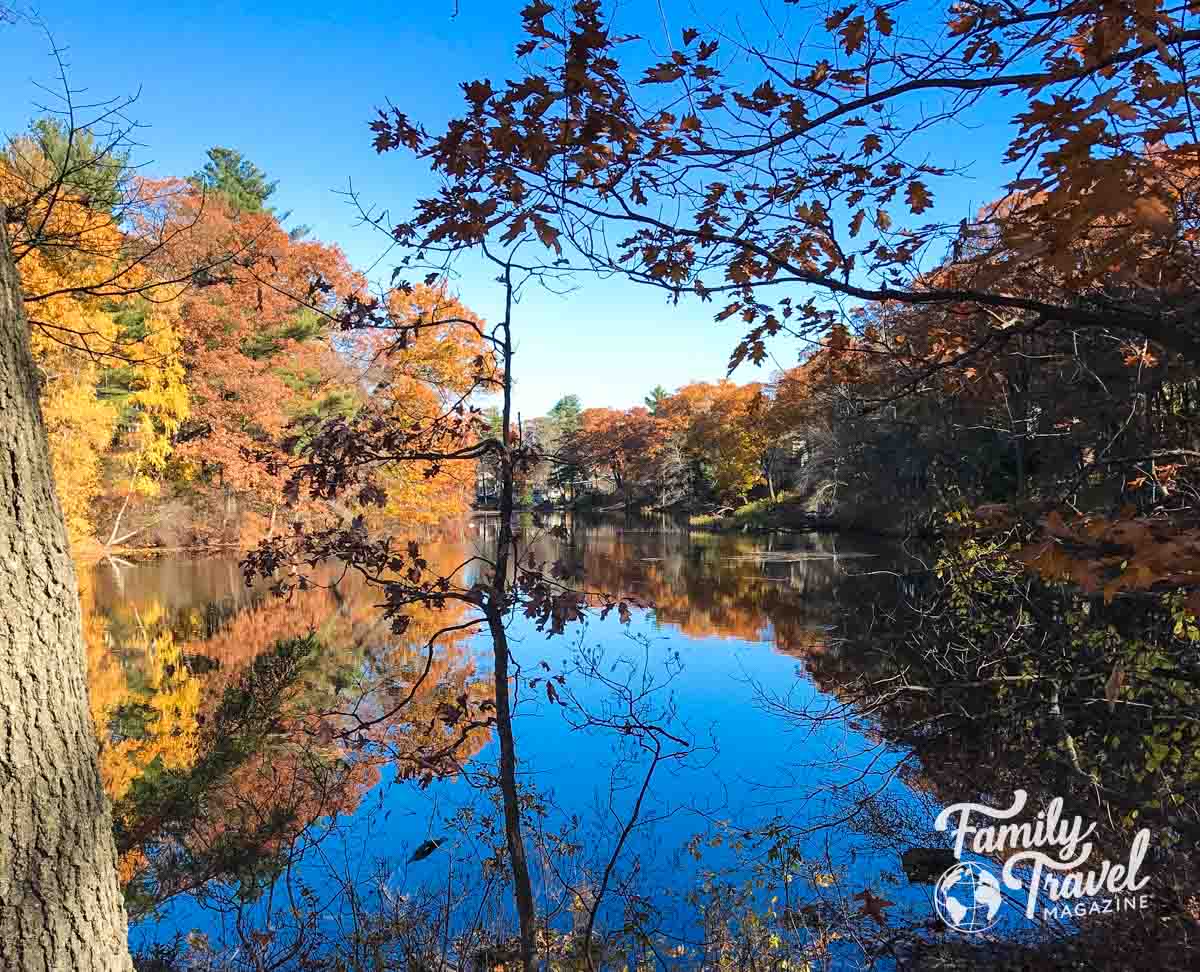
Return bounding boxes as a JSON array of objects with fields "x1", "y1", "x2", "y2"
[
  {"x1": 379, "y1": 458, "x2": 474, "y2": 526},
  {"x1": 80, "y1": 585, "x2": 204, "y2": 803},
  {"x1": 121, "y1": 303, "x2": 190, "y2": 495},
  {"x1": 3, "y1": 154, "x2": 189, "y2": 537},
  {"x1": 80, "y1": 571, "x2": 130, "y2": 737},
  {"x1": 3, "y1": 161, "x2": 126, "y2": 542},
  {"x1": 41, "y1": 366, "x2": 118, "y2": 540}
]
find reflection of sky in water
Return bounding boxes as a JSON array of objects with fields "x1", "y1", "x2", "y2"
[{"x1": 101, "y1": 525, "x2": 975, "y2": 961}]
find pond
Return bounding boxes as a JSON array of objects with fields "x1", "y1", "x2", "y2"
[{"x1": 82, "y1": 516, "x2": 1174, "y2": 969}]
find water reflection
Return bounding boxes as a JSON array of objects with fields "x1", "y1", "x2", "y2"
[
  {"x1": 488, "y1": 515, "x2": 861, "y2": 652},
  {"x1": 83, "y1": 538, "x2": 494, "y2": 919},
  {"x1": 88, "y1": 517, "x2": 1198, "y2": 969},
  {"x1": 86, "y1": 520, "x2": 888, "y2": 934}
]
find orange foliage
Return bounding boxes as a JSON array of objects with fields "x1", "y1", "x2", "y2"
[
  {"x1": 83, "y1": 539, "x2": 493, "y2": 899},
  {"x1": 159, "y1": 190, "x2": 361, "y2": 495},
  {"x1": 350, "y1": 284, "x2": 494, "y2": 525},
  {"x1": 1019, "y1": 509, "x2": 1200, "y2": 604}
]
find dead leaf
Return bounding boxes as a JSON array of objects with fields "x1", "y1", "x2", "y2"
[
  {"x1": 1105, "y1": 662, "x2": 1125, "y2": 710},
  {"x1": 855, "y1": 889, "x2": 895, "y2": 926}
]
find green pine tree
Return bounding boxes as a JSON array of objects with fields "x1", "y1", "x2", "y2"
[{"x1": 191, "y1": 147, "x2": 277, "y2": 212}]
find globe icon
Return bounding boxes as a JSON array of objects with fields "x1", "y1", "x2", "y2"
[{"x1": 933, "y1": 861, "x2": 1003, "y2": 933}]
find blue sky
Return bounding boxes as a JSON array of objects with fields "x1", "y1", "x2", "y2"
[{"x1": 1, "y1": 0, "x2": 1015, "y2": 416}]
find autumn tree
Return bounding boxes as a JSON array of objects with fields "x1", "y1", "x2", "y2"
[
  {"x1": 0, "y1": 60, "x2": 228, "y2": 967},
  {"x1": 2, "y1": 91, "x2": 283, "y2": 547},
  {"x1": 142, "y1": 169, "x2": 357, "y2": 538},
  {"x1": 7, "y1": 131, "x2": 482, "y2": 548},
  {"x1": 685, "y1": 381, "x2": 769, "y2": 503},
  {"x1": 239, "y1": 262, "x2": 542, "y2": 965},
  {"x1": 343, "y1": 282, "x2": 494, "y2": 524},
  {"x1": 2, "y1": 119, "x2": 185, "y2": 536},
  {"x1": 570, "y1": 405, "x2": 662, "y2": 503},
  {"x1": 0, "y1": 67, "x2": 293, "y2": 972},
  {"x1": 369, "y1": 0, "x2": 1200, "y2": 382},
  {"x1": 552, "y1": 381, "x2": 784, "y2": 508},
  {"x1": 237, "y1": 228, "x2": 660, "y2": 971},
  {"x1": 362, "y1": 0, "x2": 1198, "y2": 535}
]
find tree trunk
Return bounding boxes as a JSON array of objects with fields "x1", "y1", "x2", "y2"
[
  {"x1": 489, "y1": 267, "x2": 536, "y2": 970},
  {"x1": 0, "y1": 212, "x2": 133, "y2": 971}
]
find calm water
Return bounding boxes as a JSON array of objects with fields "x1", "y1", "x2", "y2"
[{"x1": 83, "y1": 517, "x2": 985, "y2": 964}]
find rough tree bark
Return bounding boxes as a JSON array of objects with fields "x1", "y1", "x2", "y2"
[{"x1": 0, "y1": 211, "x2": 134, "y2": 970}]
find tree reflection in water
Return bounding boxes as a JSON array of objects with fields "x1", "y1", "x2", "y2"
[
  {"x1": 82, "y1": 537, "x2": 492, "y2": 923},
  {"x1": 84, "y1": 518, "x2": 1200, "y2": 970}
]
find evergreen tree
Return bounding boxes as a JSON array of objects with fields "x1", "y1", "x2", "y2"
[
  {"x1": 544, "y1": 395, "x2": 584, "y2": 499},
  {"x1": 191, "y1": 147, "x2": 277, "y2": 212},
  {"x1": 545, "y1": 394, "x2": 582, "y2": 439},
  {"x1": 5, "y1": 119, "x2": 129, "y2": 214},
  {"x1": 644, "y1": 384, "x2": 668, "y2": 415}
]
